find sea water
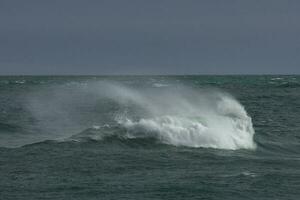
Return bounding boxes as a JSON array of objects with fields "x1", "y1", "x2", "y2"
[{"x1": 0, "y1": 76, "x2": 299, "y2": 199}]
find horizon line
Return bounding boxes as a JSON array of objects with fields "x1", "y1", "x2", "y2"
[{"x1": 0, "y1": 73, "x2": 299, "y2": 76}]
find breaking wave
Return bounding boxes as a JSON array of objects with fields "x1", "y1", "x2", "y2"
[
  {"x1": 2, "y1": 80, "x2": 256, "y2": 150},
  {"x1": 70, "y1": 82, "x2": 256, "y2": 150}
]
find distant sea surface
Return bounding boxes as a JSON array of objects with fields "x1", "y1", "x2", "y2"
[{"x1": 0, "y1": 75, "x2": 299, "y2": 200}]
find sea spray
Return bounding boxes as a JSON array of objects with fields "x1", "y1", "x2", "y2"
[
  {"x1": 98, "y1": 81, "x2": 256, "y2": 149},
  {"x1": 22, "y1": 80, "x2": 256, "y2": 150}
]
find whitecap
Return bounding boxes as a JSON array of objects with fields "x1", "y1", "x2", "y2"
[{"x1": 153, "y1": 83, "x2": 169, "y2": 88}]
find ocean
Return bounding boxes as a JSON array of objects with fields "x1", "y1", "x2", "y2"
[{"x1": 0, "y1": 75, "x2": 299, "y2": 199}]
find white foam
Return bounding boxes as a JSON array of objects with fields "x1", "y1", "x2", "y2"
[
  {"x1": 271, "y1": 77, "x2": 283, "y2": 81},
  {"x1": 15, "y1": 80, "x2": 26, "y2": 84},
  {"x1": 153, "y1": 83, "x2": 169, "y2": 88},
  {"x1": 112, "y1": 87, "x2": 256, "y2": 150}
]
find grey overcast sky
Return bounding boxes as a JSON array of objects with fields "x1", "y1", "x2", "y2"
[{"x1": 0, "y1": 0, "x2": 300, "y2": 75}]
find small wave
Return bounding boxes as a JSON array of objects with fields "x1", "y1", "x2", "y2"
[
  {"x1": 221, "y1": 171, "x2": 258, "y2": 178},
  {"x1": 276, "y1": 81, "x2": 300, "y2": 88},
  {"x1": 153, "y1": 83, "x2": 169, "y2": 88},
  {"x1": 241, "y1": 171, "x2": 257, "y2": 177},
  {"x1": 270, "y1": 77, "x2": 284, "y2": 81},
  {"x1": 15, "y1": 80, "x2": 26, "y2": 84}
]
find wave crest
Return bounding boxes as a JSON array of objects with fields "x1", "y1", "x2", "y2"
[{"x1": 117, "y1": 94, "x2": 255, "y2": 150}]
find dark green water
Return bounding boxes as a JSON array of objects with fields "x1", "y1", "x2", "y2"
[{"x1": 0, "y1": 76, "x2": 299, "y2": 199}]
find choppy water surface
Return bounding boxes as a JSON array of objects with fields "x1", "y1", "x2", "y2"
[{"x1": 0, "y1": 76, "x2": 299, "y2": 199}]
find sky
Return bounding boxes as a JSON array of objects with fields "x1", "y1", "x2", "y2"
[{"x1": 0, "y1": 0, "x2": 300, "y2": 75}]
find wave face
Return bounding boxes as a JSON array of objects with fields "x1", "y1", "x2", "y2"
[{"x1": 78, "y1": 82, "x2": 256, "y2": 150}]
